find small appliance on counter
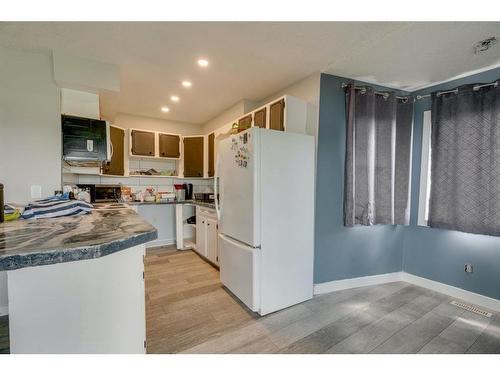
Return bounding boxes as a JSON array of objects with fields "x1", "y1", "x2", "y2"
[
  {"x1": 76, "y1": 184, "x2": 121, "y2": 203},
  {"x1": 174, "y1": 184, "x2": 185, "y2": 201},
  {"x1": 184, "y1": 183, "x2": 193, "y2": 200}
]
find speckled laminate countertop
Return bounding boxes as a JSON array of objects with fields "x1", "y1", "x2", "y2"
[{"x1": 0, "y1": 203, "x2": 158, "y2": 271}]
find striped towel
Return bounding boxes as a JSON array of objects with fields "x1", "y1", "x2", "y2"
[
  {"x1": 4, "y1": 205, "x2": 16, "y2": 215},
  {"x1": 22, "y1": 197, "x2": 94, "y2": 220}
]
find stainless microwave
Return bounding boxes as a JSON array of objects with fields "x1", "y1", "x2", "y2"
[{"x1": 62, "y1": 115, "x2": 110, "y2": 163}]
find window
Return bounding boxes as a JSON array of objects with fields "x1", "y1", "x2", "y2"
[
  {"x1": 417, "y1": 82, "x2": 500, "y2": 236},
  {"x1": 417, "y1": 110, "x2": 432, "y2": 226}
]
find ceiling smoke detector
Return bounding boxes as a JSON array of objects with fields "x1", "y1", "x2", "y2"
[{"x1": 473, "y1": 37, "x2": 497, "y2": 54}]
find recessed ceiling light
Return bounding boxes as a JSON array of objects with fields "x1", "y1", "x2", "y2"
[
  {"x1": 161, "y1": 106, "x2": 169, "y2": 113},
  {"x1": 197, "y1": 58, "x2": 209, "y2": 67},
  {"x1": 182, "y1": 80, "x2": 192, "y2": 88},
  {"x1": 170, "y1": 95, "x2": 180, "y2": 102}
]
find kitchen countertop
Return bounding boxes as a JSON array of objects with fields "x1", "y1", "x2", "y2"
[
  {"x1": 0, "y1": 203, "x2": 158, "y2": 271},
  {"x1": 127, "y1": 199, "x2": 216, "y2": 210}
]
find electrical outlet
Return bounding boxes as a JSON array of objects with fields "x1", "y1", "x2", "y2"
[{"x1": 464, "y1": 264, "x2": 473, "y2": 273}]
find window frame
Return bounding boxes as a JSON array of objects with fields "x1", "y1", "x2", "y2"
[{"x1": 417, "y1": 110, "x2": 432, "y2": 226}]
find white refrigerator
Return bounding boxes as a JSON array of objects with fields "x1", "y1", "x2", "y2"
[{"x1": 215, "y1": 127, "x2": 315, "y2": 315}]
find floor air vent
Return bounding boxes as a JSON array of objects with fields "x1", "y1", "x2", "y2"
[{"x1": 450, "y1": 300, "x2": 493, "y2": 318}]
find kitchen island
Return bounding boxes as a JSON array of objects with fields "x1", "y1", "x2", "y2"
[{"x1": 0, "y1": 203, "x2": 157, "y2": 353}]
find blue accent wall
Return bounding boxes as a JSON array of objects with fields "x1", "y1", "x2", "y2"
[
  {"x1": 316, "y1": 68, "x2": 500, "y2": 300},
  {"x1": 314, "y1": 73, "x2": 405, "y2": 283},
  {"x1": 404, "y1": 67, "x2": 500, "y2": 300}
]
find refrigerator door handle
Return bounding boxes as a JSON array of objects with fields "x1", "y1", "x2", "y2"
[{"x1": 214, "y1": 153, "x2": 222, "y2": 221}]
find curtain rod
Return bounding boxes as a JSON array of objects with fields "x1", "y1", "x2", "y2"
[
  {"x1": 341, "y1": 83, "x2": 411, "y2": 102},
  {"x1": 415, "y1": 81, "x2": 499, "y2": 100},
  {"x1": 342, "y1": 80, "x2": 499, "y2": 102}
]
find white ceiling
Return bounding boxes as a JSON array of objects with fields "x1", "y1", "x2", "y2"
[{"x1": 1, "y1": 22, "x2": 499, "y2": 124}]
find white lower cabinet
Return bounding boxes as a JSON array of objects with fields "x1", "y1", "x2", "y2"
[
  {"x1": 206, "y1": 217, "x2": 218, "y2": 264},
  {"x1": 196, "y1": 215, "x2": 207, "y2": 258},
  {"x1": 195, "y1": 207, "x2": 219, "y2": 266}
]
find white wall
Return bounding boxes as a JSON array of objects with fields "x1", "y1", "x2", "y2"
[
  {"x1": 0, "y1": 46, "x2": 62, "y2": 315},
  {"x1": 258, "y1": 71, "x2": 321, "y2": 138},
  {"x1": 0, "y1": 47, "x2": 62, "y2": 204},
  {"x1": 61, "y1": 88, "x2": 100, "y2": 119},
  {"x1": 202, "y1": 99, "x2": 259, "y2": 135},
  {"x1": 52, "y1": 50, "x2": 120, "y2": 93}
]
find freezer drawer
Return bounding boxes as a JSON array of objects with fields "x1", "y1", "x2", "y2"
[{"x1": 219, "y1": 234, "x2": 260, "y2": 312}]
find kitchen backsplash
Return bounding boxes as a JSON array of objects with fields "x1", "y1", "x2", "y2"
[
  {"x1": 63, "y1": 174, "x2": 214, "y2": 195},
  {"x1": 63, "y1": 157, "x2": 214, "y2": 195}
]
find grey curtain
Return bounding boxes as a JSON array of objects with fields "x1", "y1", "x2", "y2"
[
  {"x1": 344, "y1": 85, "x2": 413, "y2": 226},
  {"x1": 429, "y1": 81, "x2": 500, "y2": 236}
]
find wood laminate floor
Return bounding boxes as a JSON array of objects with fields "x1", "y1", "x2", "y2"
[
  {"x1": 1, "y1": 246, "x2": 499, "y2": 354},
  {"x1": 145, "y1": 246, "x2": 500, "y2": 354}
]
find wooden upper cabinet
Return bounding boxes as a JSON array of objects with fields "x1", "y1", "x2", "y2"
[
  {"x1": 159, "y1": 133, "x2": 180, "y2": 158},
  {"x1": 131, "y1": 129, "x2": 155, "y2": 156},
  {"x1": 208, "y1": 132, "x2": 215, "y2": 177},
  {"x1": 238, "y1": 114, "x2": 252, "y2": 133},
  {"x1": 253, "y1": 108, "x2": 267, "y2": 128},
  {"x1": 103, "y1": 126, "x2": 125, "y2": 176},
  {"x1": 183, "y1": 136, "x2": 204, "y2": 177},
  {"x1": 269, "y1": 99, "x2": 285, "y2": 131}
]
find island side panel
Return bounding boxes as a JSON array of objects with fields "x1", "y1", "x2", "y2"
[{"x1": 7, "y1": 244, "x2": 146, "y2": 354}]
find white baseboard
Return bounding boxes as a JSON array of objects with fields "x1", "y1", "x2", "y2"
[
  {"x1": 0, "y1": 304, "x2": 8, "y2": 316},
  {"x1": 401, "y1": 272, "x2": 500, "y2": 313},
  {"x1": 313, "y1": 272, "x2": 404, "y2": 295},
  {"x1": 313, "y1": 271, "x2": 500, "y2": 313},
  {"x1": 145, "y1": 238, "x2": 175, "y2": 249}
]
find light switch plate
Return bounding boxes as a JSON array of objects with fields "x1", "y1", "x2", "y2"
[{"x1": 30, "y1": 185, "x2": 42, "y2": 199}]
